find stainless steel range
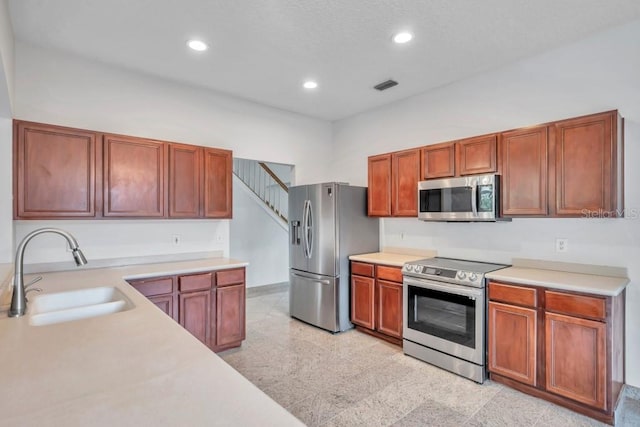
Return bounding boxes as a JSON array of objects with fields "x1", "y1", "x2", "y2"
[{"x1": 402, "y1": 257, "x2": 508, "y2": 383}]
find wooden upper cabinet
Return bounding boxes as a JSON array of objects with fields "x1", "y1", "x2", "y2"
[
  {"x1": 545, "y1": 312, "x2": 607, "y2": 410},
  {"x1": 553, "y1": 111, "x2": 618, "y2": 217},
  {"x1": 456, "y1": 134, "x2": 498, "y2": 176},
  {"x1": 203, "y1": 148, "x2": 232, "y2": 218},
  {"x1": 421, "y1": 142, "x2": 455, "y2": 179},
  {"x1": 14, "y1": 121, "x2": 98, "y2": 218},
  {"x1": 501, "y1": 126, "x2": 549, "y2": 216},
  {"x1": 391, "y1": 149, "x2": 420, "y2": 216},
  {"x1": 367, "y1": 154, "x2": 392, "y2": 216},
  {"x1": 103, "y1": 135, "x2": 166, "y2": 217},
  {"x1": 169, "y1": 143, "x2": 201, "y2": 218}
]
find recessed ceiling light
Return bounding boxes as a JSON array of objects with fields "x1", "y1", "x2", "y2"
[
  {"x1": 393, "y1": 32, "x2": 413, "y2": 44},
  {"x1": 187, "y1": 39, "x2": 208, "y2": 52},
  {"x1": 303, "y1": 81, "x2": 318, "y2": 89}
]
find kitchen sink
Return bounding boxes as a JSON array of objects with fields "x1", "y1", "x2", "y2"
[{"x1": 28, "y1": 286, "x2": 134, "y2": 326}]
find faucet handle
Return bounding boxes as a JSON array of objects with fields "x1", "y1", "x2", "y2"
[
  {"x1": 25, "y1": 276, "x2": 43, "y2": 289},
  {"x1": 25, "y1": 286, "x2": 42, "y2": 302}
]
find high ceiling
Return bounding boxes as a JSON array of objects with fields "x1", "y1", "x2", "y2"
[{"x1": 8, "y1": 0, "x2": 640, "y2": 121}]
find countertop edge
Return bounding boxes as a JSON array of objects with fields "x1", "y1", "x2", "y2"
[
  {"x1": 485, "y1": 269, "x2": 629, "y2": 297},
  {"x1": 348, "y1": 251, "x2": 434, "y2": 267}
]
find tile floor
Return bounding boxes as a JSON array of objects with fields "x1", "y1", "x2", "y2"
[{"x1": 220, "y1": 288, "x2": 640, "y2": 427}]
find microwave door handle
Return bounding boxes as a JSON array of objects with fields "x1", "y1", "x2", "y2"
[{"x1": 471, "y1": 185, "x2": 478, "y2": 217}]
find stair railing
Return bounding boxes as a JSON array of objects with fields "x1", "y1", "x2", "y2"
[{"x1": 233, "y1": 158, "x2": 288, "y2": 223}]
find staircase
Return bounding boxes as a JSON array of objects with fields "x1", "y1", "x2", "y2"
[{"x1": 232, "y1": 158, "x2": 289, "y2": 224}]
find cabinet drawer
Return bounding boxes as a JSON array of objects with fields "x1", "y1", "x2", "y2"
[
  {"x1": 376, "y1": 265, "x2": 403, "y2": 283},
  {"x1": 216, "y1": 268, "x2": 245, "y2": 287},
  {"x1": 128, "y1": 276, "x2": 174, "y2": 297},
  {"x1": 179, "y1": 272, "x2": 213, "y2": 292},
  {"x1": 545, "y1": 291, "x2": 606, "y2": 321},
  {"x1": 351, "y1": 262, "x2": 374, "y2": 277},
  {"x1": 489, "y1": 282, "x2": 537, "y2": 308}
]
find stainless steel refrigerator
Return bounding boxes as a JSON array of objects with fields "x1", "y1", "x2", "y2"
[{"x1": 289, "y1": 183, "x2": 379, "y2": 332}]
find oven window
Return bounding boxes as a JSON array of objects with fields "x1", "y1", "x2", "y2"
[
  {"x1": 420, "y1": 187, "x2": 472, "y2": 213},
  {"x1": 407, "y1": 285, "x2": 476, "y2": 348}
]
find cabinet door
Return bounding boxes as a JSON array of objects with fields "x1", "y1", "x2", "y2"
[
  {"x1": 391, "y1": 149, "x2": 420, "y2": 217},
  {"x1": 149, "y1": 294, "x2": 175, "y2": 320},
  {"x1": 15, "y1": 121, "x2": 97, "y2": 218},
  {"x1": 421, "y1": 142, "x2": 455, "y2": 179},
  {"x1": 545, "y1": 312, "x2": 606, "y2": 410},
  {"x1": 179, "y1": 290, "x2": 211, "y2": 345},
  {"x1": 103, "y1": 135, "x2": 166, "y2": 217},
  {"x1": 501, "y1": 126, "x2": 549, "y2": 216},
  {"x1": 553, "y1": 112, "x2": 615, "y2": 216},
  {"x1": 376, "y1": 279, "x2": 402, "y2": 339},
  {"x1": 456, "y1": 134, "x2": 498, "y2": 176},
  {"x1": 216, "y1": 284, "x2": 246, "y2": 346},
  {"x1": 367, "y1": 154, "x2": 392, "y2": 216},
  {"x1": 488, "y1": 302, "x2": 537, "y2": 386},
  {"x1": 351, "y1": 275, "x2": 375, "y2": 330},
  {"x1": 203, "y1": 148, "x2": 233, "y2": 218},
  {"x1": 169, "y1": 143, "x2": 201, "y2": 218}
]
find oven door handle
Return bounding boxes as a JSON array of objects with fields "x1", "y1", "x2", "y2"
[{"x1": 403, "y1": 277, "x2": 483, "y2": 299}]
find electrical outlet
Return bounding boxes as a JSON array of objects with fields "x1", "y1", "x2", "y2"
[
  {"x1": 172, "y1": 235, "x2": 181, "y2": 246},
  {"x1": 555, "y1": 238, "x2": 568, "y2": 253}
]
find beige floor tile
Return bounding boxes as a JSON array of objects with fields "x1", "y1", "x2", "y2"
[{"x1": 223, "y1": 288, "x2": 639, "y2": 427}]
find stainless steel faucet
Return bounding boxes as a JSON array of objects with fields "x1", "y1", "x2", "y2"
[{"x1": 9, "y1": 228, "x2": 88, "y2": 317}]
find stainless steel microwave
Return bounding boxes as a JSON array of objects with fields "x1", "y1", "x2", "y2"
[{"x1": 418, "y1": 174, "x2": 507, "y2": 222}]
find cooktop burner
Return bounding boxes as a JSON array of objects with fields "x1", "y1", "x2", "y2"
[{"x1": 402, "y1": 257, "x2": 509, "y2": 288}]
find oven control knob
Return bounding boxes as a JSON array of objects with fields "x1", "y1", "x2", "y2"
[
  {"x1": 457, "y1": 271, "x2": 467, "y2": 280},
  {"x1": 469, "y1": 273, "x2": 478, "y2": 282}
]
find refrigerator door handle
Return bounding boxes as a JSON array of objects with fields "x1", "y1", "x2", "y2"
[
  {"x1": 306, "y1": 200, "x2": 313, "y2": 259},
  {"x1": 290, "y1": 220, "x2": 300, "y2": 245},
  {"x1": 302, "y1": 199, "x2": 313, "y2": 259},
  {"x1": 291, "y1": 271, "x2": 331, "y2": 285}
]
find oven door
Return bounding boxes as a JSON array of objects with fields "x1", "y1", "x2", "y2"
[{"x1": 403, "y1": 276, "x2": 485, "y2": 365}]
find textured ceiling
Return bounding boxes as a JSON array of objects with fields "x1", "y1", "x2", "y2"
[{"x1": 8, "y1": 0, "x2": 640, "y2": 120}]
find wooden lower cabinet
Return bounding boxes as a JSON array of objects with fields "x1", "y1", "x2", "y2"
[
  {"x1": 488, "y1": 301, "x2": 537, "y2": 386},
  {"x1": 215, "y1": 284, "x2": 246, "y2": 348},
  {"x1": 350, "y1": 261, "x2": 403, "y2": 345},
  {"x1": 488, "y1": 281, "x2": 624, "y2": 425},
  {"x1": 545, "y1": 312, "x2": 606, "y2": 410},
  {"x1": 351, "y1": 275, "x2": 375, "y2": 329},
  {"x1": 179, "y1": 290, "x2": 211, "y2": 345},
  {"x1": 127, "y1": 267, "x2": 246, "y2": 352},
  {"x1": 148, "y1": 294, "x2": 175, "y2": 319},
  {"x1": 377, "y1": 279, "x2": 402, "y2": 339}
]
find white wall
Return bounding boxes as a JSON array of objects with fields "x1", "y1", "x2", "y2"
[
  {"x1": 230, "y1": 178, "x2": 289, "y2": 288},
  {"x1": 10, "y1": 42, "x2": 332, "y2": 264},
  {"x1": 0, "y1": 118, "x2": 12, "y2": 263},
  {"x1": 0, "y1": 0, "x2": 14, "y2": 116},
  {"x1": 0, "y1": 0, "x2": 14, "y2": 263},
  {"x1": 332, "y1": 20, "x2": 640, "y2": 387}
]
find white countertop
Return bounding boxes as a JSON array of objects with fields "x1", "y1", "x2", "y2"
[
  {"x1": 349, "y1": 248, "x2": 437, "y2": 267},
  {"x1": 349, "y1": 251, "x2": 435, "y2": 267},
  {"x1": 0, "y1": 258, "x2": 303, "y2": 427},
  {"x1": 486, "y1": 266, "x2": 629, "y2": 296}
]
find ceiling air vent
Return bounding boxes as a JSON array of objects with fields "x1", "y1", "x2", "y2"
[{"x1": 374, "y1": 79, "x2": 398, "y2": 91}]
